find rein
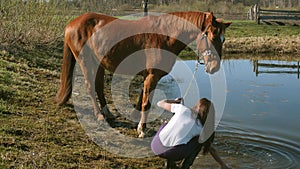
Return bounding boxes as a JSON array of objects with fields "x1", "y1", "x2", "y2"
[
  {"x1": 181, "y1": 60, "x2": 200, "y2": 105},
  {"x1": 181, "y1": 26, "x2": 212, "y2": 105}
]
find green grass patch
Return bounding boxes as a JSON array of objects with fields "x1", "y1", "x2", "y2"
[{"x1": 225, "y1": 20, "x2": 300, "y2": 38}]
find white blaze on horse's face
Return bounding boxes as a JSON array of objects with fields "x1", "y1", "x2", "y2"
[
  {"x1": 220, "y1": 34, "x2": 225, "y2": 43},
  {"x1": 206, "y1": 34, "x2": 225, "y2": 74},
  {"x1": 207, "y1": 34, "x2": 224, "y2": 74}
]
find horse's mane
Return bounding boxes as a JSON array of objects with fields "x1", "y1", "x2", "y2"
[{"x1": 165, "y1": 11, "x2": 211, "y2": 32}]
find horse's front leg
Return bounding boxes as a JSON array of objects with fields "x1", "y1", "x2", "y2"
[{"x1": 137, "y1": 73, "x2": 159, "y2": 138}]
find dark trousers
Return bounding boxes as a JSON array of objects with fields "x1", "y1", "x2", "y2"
[
  {"x1": 151, "y1": 124, "x2": 202, "y2": 169},
  {"x1": 165, "y1": 142, "x2": 202, "y2": 169}
]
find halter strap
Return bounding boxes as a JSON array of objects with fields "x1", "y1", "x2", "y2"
[
  {"x1": 202, "y1": 24, "x2": 211, "y2": 34},
  {"x1": 197, "y1": 26, "x2": 212, "y2": 65}
]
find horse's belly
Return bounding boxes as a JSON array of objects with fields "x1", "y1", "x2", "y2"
[{"x1": 101, "y1": 51, "x2": 147, "y2": 75}]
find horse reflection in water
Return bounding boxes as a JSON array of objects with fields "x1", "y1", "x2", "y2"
[{"x1": 55, "y1": 11, "x2": 231, "y2": 138}]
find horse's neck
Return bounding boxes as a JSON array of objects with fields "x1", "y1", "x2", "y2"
[
  {"x1": 169, "y1": 11, "x2": 206, "y2": 25},
  {"x1": 163, "y1": 12, "x2": 206, "y2": 43}
]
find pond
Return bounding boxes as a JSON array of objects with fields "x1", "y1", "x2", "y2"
[{"x1": 155, "y1": 57, "x2": 300, "y2": 168}]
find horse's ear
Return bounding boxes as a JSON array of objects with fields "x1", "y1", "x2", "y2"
[
  {"x1": 224, "y1": 22, "x2": 232, "y2": 28},
  {"x1": 216, "y1": 18, "x2": 223, "y2": 23},
  {"x1": 215, "y1": 19, "x2": 231, "y2": 28}
]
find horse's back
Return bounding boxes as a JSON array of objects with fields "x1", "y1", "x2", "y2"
[
  {"x1": 67, "y1": 12, "x2": 116, "y2": 28},
  {"x1": 64, "y1": 13, "x2": 117, "y2": 53}
]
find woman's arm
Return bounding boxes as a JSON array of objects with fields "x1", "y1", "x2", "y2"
[
  {"x1": 209, "y1": 146, "x2": 229, "y2": 169},
  {"x1": 157, "y1": 98, "x2": 182, "y2": 112}
]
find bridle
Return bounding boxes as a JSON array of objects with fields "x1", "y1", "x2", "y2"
[
  {"x1": 197, "y1": 33, "x2": 211, "y2": 65},
  {"x1": 196, "y1": 24, "x2": 224, "y2": 71},
  {"x1": 197, "y1": 24, "x2": 212, "y2": 66}
]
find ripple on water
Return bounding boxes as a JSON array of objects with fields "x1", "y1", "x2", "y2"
[{"x1": 211, "y1": 129, "x2": 300, "y2": 169}]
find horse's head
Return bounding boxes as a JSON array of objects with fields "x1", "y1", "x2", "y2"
[{"x1": 196, "y1": 12, "x2": 231, "y2": 74}]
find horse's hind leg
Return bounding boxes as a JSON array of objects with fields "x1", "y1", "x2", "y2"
[
  {"x1": 95, "y1": 66, "x2": 114, "y2": 121},
  {"x1": 78, "y1": 49, "x2": 104, "y2": 121},
  {"x1": 82, "y1": 69, "x2": 104, "y2": 121}
]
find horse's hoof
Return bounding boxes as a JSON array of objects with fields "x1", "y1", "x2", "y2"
[
  {"x1": 138, "y1": 131, "x2": 145, "y2": 138},
  {"x1": 106, "y1": 117, "x2": 115, "y2": 127},
  {"x1": 97, "y1": 114, "x2": 105, "y2": 121},
  {"x1": 102, "y1": 106, "x2": 115, "y2": 119},
  {"x1": 137, "y1": 123, "x2": 146, "y2": 138}
]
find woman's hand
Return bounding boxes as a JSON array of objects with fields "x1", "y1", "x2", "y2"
[
  {"x1": 165, "y1": 97, "x2": 182, "y2": 104},
  {"x1": 157, "y1": 98, "x2": 182, "y2": 112}
]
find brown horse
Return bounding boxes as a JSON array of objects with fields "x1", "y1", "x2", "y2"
[{"x1": 55, "y1": 11, "x2": 231, "y2": 138}]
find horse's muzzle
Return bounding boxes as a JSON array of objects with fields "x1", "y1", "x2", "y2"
[{"x1": 205, "y1": 60, "x2": 220, "y2": 74}]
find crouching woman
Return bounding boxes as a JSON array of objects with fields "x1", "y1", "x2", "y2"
[{"x1": 151, "y1": 98, "x2": 228, "y2": 169}]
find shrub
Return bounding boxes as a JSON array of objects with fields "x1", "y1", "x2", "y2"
[{"x1": 0, "y1": 0, "x2": 72, "y2": 49}]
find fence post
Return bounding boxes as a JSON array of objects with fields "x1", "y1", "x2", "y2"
[
  {"x1": 298, "y1": 62, "x2": 300, "y2": 79},
  {"x1": 248, "y1": 5, "x2": 254, "y2": 20},
  {"x1": 143, "y1": 0, "x2": 148, "y2": 16},
  {"x1": 255, "y1": 4, "x2": 260, "y2": 24}
]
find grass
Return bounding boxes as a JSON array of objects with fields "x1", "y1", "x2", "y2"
[
  {"x1": 0, "y1": 1, "x2": 73, "y2": 50},
  {"x1": 222, "y1": 20, "x2": 300, "y2": 54},
  {"x1": 225, "y1": 20, "x2": 300, "y2": 38}
]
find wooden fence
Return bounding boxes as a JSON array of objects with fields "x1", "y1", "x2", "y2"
[{"x1": 248, "y1": 4, "x2": 300, "y2": 24}]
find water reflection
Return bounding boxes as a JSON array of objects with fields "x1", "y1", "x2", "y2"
[
  {"x1": 253, "y1": 60, "x2": 300, "y2": 79},
  {"x1": 157, "y1": 55, "x2": 300, "y2": 168}
]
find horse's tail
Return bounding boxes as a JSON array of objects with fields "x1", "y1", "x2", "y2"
[{"x1": 55, "y1": 41, "x2": 76, "y2": 105}]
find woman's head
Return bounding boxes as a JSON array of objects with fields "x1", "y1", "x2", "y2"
[
  {"x1": 192, "y1": 98, "x2": 214, "y2": 125},
  {"x1": 192, "y1": 98, "x2": 215, "y2": 155}
]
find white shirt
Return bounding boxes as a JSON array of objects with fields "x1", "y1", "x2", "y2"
[{"x1": 159, "y1": 104, "x2": 202, "y2": 147}]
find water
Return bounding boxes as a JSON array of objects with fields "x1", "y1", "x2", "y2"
[{"x1": 155, "y1": 58, "x2": 300, "y2": 168}]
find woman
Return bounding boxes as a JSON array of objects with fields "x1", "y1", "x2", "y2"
[{"x1": 151, "y1": 98, "x2": 228, "y2": 169}]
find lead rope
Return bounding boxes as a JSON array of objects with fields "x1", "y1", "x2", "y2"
[
  {"x1": 181, "y1": 25, "x2": 211, "y2": 105},
  {"x1": 181, "y1": 53, "x2": 201, "y2": 105}
]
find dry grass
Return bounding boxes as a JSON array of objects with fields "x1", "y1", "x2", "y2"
[
  {"x1": 224, "y1": 35, "x2": 300, "y2": 54},
  {"x1": 222, "y1": 20, "x2": 300, "y2": 54},
  {"x1": 0, "y1": 1, "x2": 73, "y2": 49}
]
